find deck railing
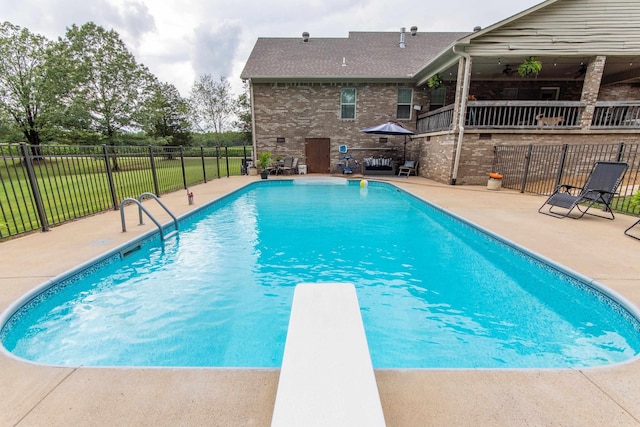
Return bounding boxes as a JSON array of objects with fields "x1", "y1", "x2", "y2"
[
  {"x1": 417, "y1": 101, "x2": 640, "y2": 132},
  {"x1": 466, "y1": 101, "x2": 584, "y2": 129},
  {"x1": 592, "y1": 102, "x2": 640, "y2": 129},
  {"x1": 416, "y1": 105, "x2": 454, "y2": 133}
]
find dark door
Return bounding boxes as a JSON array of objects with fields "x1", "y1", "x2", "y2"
[{"x1": 304, "y1": 138, "x2": 331, "y2": 173}]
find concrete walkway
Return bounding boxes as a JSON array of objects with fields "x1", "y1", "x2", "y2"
[{"x1": 1, "y1": 175, "x2": 639, "y2": 426}]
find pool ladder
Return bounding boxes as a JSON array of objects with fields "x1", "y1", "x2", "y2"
[{"x1": 120, "y1": 192, "x2": 179, "y2": 240}]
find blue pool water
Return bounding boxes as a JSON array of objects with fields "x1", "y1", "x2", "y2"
[{"x1": 2, "y1": 179, "x2": 640, "y2": 368}]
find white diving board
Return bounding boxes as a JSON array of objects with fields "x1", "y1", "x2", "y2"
[{"x1": 271, "y1": 283, "x2": 386, "y2": 427}]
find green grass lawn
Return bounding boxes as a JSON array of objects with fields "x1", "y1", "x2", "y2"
[{"x1": 0, "y1": 154, "x2": 243, "y2": 237}]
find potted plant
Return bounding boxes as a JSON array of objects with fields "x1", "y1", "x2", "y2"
[
  {"x1": 427, "y1": 74, "x2": 443, "y2": 89},
  {"x1": 518, "y1": 56, "x2": 542, "y2": 78},
  {"x1": 258, "y1": 151, "x2": 272, "y2": 179}
]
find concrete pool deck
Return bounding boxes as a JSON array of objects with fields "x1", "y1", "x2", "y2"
[{"x1": 1, "y1": 175, "x2": 639, "y2": 426}]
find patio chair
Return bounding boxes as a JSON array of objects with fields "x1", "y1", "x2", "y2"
[
  {"x1": 538, "y1": 161, "x2": 628, "y2": 220},
  {"x1": 624, "y1": 218, "x2": 640, "y2": 240},
  {"x1": 281, "y1": 157, "x2": 298, "y2": 175},
  {"x1": 398, "y1": 160, "x2": 418, "y2": 177},
  {"x1": 278, "y1": 157, "x2": 294, "y2": 175}
]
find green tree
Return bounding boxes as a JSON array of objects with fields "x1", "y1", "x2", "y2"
[
  {"x1": 140, "y1": 81, "x2": 192, "y2": 146},
  {"x1": 0, "y1": 107, "x2": 23, "y2": 142},
  {"x1": 62, "y1": 23, "x2": 153, "y2": 144},
  {"x1": 0, "y1": 22, "x2": 52, "y2": 147},
  {"x1": 189, "y1": 75, "x2": 235, "y2": 147},
  {"x1": 233, "y1": 80, "x2": 252, "y2": 144}
]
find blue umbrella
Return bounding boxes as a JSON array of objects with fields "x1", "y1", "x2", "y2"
[
  {"x1": 361, "y1": 121, "x2": 414, "y2": 161},
  {"x1": 360, "y1": 121, "x2": 415, "y2": 135}
]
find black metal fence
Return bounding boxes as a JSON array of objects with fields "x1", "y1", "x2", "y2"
[
  {"x1": 0, "y1": 143, "x2": 252, "y2": 239},
  {"x1": 494, "y1": 142, "x2": 640, "y2": 215}
]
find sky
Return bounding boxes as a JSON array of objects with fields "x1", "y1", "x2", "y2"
[{"x1": 1, "y1": 0, "x2": 543, "y2": 97}]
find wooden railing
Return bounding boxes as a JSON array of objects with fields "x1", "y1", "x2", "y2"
[
  {"x1": 592, "y1": 102, "x2": 640, "y2": 128},
  {"x1": 466, "y1": 101, "x2": 584, "y2": 129},
  {"x1": 417, "y1": 101, "x2": 640, "y2": 132},
  {"x1": 416, "y1": 105, "x2": 454, "y2": 133}
]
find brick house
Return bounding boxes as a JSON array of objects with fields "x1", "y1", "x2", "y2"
[{"x1": 241, "y1": 0, "x2": 640, "y2": 183}]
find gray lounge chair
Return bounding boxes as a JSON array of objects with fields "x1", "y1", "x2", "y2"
[
  {"x1": 624, "y1": 219, "x2": 640, "y2": 240},
  {"x1": 281, "y1": 157, "x2": 298, "y2": 175},
  {"x1": 538, "y1": 161, "x2": 628, "y2": 220},
  {"x1": 398, "y1": 160, "x2": 418, "y2": 177}
]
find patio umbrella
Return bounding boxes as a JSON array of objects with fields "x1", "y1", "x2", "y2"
[
  {"x1": 361, "y1": 121, "x2": 415, "y2": 161},
  {"x1": 360, "y1": 121, "x2": 414, "y2": 136}
]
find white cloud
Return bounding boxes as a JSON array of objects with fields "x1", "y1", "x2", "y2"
[
  {"x1": 190, "y1": 20, "x2": 242, "y2": 79},
  {"x1": 0, "y1": 0, "x2": 542, "y2": 97}
]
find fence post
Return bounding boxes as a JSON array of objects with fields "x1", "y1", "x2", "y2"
[
  {"x1": 102, "y1": 145, "x2": 119, "y2": 210},
  {"x1": 554, "y1": 144, "x2": 568, "y2": 189},
  {"x1": 520, "y1": 144, "x2": 533, "y2": 193},
  {"x1": 215, "y1": 145, "x2": 221, "y2": 179},
  {"x1": 180, "y1": 145, "x2": 187, "y2": 189},
  {"x1": 616, "y1": 142, "x2": 625, "y2": 162},
  {"x1": 20, "y1": 143, "x2": 49, "y2": 231},
  {"x1": 201, "y1": 146, "x2": 207, "y2": 183},
  {"x1": 225, "y1": 146, "x2": 230, "y2": 178},
  {"x1": 148, "y1": 146, "x2": 160, "y2": 196}
]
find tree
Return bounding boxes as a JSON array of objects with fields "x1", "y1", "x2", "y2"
[
  {"x1": 0, "y1": 22, "x2": 52, "y2": 147},
  {"x1": 189, "y1": 75, "x2": 235, "y2": 147},
  {"x1": 233, "y1": 80, "x2": 252, "y2": 145},
  {"x1": 140, "y1": 81, "x2": 192, "y2": 146},
  {"x1": 62, "y1": 22, "x2": 153, "y2": 143}
]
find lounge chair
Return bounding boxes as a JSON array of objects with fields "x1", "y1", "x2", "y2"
[
  {"x1": 278, "y1": 157, "x2": 294, "y2": 175},
  {"x1": 281, "y1": 157, "x2": 298, "y2": 175},
  {"x1": 398, "y1": 160, "x2": 418, "y2": 177},
  {"x1": 538, "y1": 161, "x2": 628, "y2": 220},
  {"x1": 624, "y1": 219, "x2": 640, "y2": 240}
]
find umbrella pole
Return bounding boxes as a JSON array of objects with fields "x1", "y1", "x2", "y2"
[{"x1": 403, "y1": 136, "x2": 407, "y2": 162}]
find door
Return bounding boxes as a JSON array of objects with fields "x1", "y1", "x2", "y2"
[{"x1": 304, "y1": 138, "x2": 331, "y2": 173}]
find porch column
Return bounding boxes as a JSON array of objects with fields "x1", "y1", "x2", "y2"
[
  {"x1": 579, "y1": 56, "x2": 606, "y2": 129},
  {"x1": 451, "y1": 57, "x2": 467, "y2": 132}
]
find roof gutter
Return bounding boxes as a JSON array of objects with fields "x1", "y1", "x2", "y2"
[{"x1": 450, "y1": 45, "x2": 472, "y2": 185}]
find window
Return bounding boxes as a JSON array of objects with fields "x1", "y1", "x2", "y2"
[
  {"x1": 341, "y1": 88, "x2": 356, "y2": 119},
  {"x1": 540, "y1": 87, "x2": 560, "y2": 100},
  {"x1": 429, "y1": 88, "x2": 445, "y2": 111},
  {"x1": 397, "y1": 88, "x2": 413, "y2": 119}
]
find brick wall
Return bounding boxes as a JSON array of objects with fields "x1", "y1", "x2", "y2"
[
  {"x1": 599, "y1": 83, "x2": 640, "y2": 100},
  {"x1": 252, "y1": 82, "x2": 428, "y2": 172},
  {"x1": 468, "y1": 80, "x2": 584, "y2": 101},
  {"x1": 252, "y1": 81, "x2": 640, "y2": 183}
]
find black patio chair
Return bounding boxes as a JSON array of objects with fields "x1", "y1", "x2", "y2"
[
  {"x1": 538, "y1": 161, "x2": 628, "y2": 220},
  {"x1": 624, "y1": 218, "x2": 640, "y2": 240}
]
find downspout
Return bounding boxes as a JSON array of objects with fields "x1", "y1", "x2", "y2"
[
  {"x1": 248, "y1": 79, "x2": 258, "y2": 164},
  {"x1": 450, "y1": 45, "x2": 472, "y2": 185}
]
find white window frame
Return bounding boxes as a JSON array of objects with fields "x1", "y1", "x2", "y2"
[
  {"x1": 340, "y1": 88, "x2": 356, "y2": 119},
  {"x1": 540, "y1": 87, "x2": 560, "y2": 100},
  {"x1": 397, "y1": 88, "x2": 413, "y2": 120}
]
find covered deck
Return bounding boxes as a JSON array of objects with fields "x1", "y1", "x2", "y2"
[{"x1": 418, "y1": 101, "x2": 640, "y2": 132}]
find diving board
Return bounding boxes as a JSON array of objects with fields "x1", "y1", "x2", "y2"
[{"x1": 271, "y1": 283, "x2": 386, "y2": 427}]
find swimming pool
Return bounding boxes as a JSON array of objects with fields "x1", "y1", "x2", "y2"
[{"x1": 2, "y1": 179, "x2": 640, "y2": 368}]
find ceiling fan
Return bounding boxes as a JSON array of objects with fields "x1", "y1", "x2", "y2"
[
  {"x1": 502, "y1": 64, "x2": 517, "y2": 76},
  {"x1": 492, "y1": 64, "x2": 517, "y2": 78},
  {"x1": 575, "y1": 63, "x2": 588, "y2": 79}
]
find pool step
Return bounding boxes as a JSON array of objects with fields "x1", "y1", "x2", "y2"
[{"x1": 271, "y1": 283, "x2": 386, "y2": 427}]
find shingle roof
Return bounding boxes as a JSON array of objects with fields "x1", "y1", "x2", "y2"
[{"x1": 240, "y1": 31, "x2": 469, "y2": 81}]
